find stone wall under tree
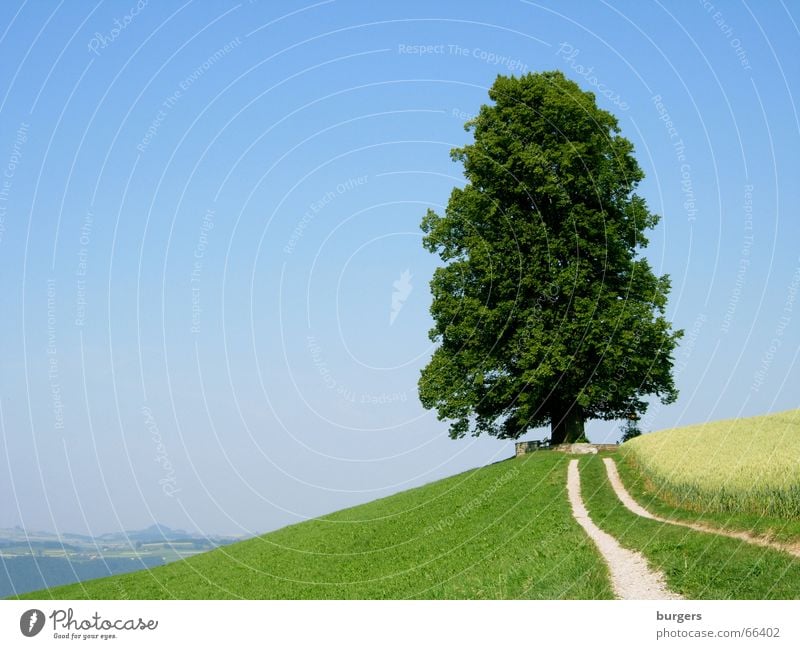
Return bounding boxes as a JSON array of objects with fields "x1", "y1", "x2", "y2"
[{"x1": 515, "y1": 441, "x2": 618, "y2": 457}]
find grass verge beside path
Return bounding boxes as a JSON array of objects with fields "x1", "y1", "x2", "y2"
[
  {"x1": 581, "y1": 454, "x2": 800, "y2": 599},
  {"x1": 16, "y1": 453, "x2": 612, "y2": 600},
  {"x1": 616, "y1": 451, "x2": 800, "y2": 548}
]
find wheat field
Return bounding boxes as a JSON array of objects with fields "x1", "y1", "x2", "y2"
[{"x1": 622, "y1": 409, "x2": 800, "y2": 517}]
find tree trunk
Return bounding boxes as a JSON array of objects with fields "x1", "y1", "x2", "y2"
[{"x1": 550, "y1": 402, "x2": 585, "y2": 444}]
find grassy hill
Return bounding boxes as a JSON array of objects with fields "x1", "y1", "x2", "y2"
[
  {"x1": 16, "y1": 452, "x2": 613, "y2": 599},
  {"x1": 14, "y1": 410, "x2": 800, "y2": 599}
]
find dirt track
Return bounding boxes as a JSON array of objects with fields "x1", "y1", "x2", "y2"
[{"x1": 566, "y1": 459, "x2": 681, "y2": 600}]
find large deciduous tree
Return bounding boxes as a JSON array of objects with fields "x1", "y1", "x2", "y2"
[{"x1": 418, "y1": 71, "x2": 682, "y2": 444}]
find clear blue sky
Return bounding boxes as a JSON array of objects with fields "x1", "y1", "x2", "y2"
[{"x1": 0, "y1": 0, "x2": 797, "y2": 537}]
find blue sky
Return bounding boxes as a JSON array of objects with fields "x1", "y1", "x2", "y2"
[{"x1": 0, "y1": 0, "x2": 798, "y2": 537}]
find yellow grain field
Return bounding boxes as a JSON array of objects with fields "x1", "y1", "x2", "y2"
[{"x1": 622, "y1": 409, "x2": 800, "y2": 517}]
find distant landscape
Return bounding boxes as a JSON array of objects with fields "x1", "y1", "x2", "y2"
[{"x1": 0, "y1": 524, "x2": 241, "y2": 598}]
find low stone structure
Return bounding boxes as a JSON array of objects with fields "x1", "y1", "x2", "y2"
[
  {"x1": 515, "y1": 440, "x2": 547, "y2": 457},
  {"x1": 515, "y1": 441, "x2": 618, "y2": 456}
]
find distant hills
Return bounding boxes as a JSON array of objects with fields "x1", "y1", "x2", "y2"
[
  {"x1": 97, "y1": 523, "x2": 194, "y2": 543},
  {"x1": 0, "y1": 524, "x2": 243, "y2": 598},
  {"x1": 0, "y1": 522, "x2": 236, "y2": 545}
]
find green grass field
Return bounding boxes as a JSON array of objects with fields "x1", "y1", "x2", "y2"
[
  {"x1": 16, "y1": 452, "x2": 612, "y2": 599},
  {"x1": 622, "y1": 409, "x2": 800, "y2": 518},
  {"x1": 13, "y1": 409, "x2": 800, "y2": 600}
]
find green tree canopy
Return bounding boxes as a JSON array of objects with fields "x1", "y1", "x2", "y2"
[{"x1": 418, "y1": 71, "x2": 682, "y2": 444}]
